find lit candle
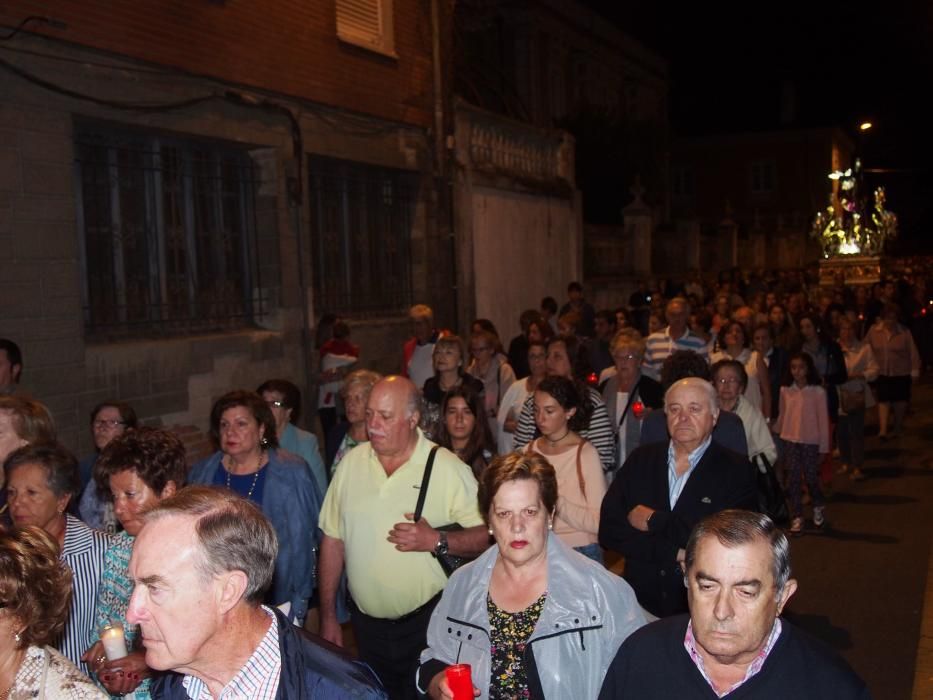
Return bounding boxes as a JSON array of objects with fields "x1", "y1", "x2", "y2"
[{"x1": 100, "y1": 622, "x2": 128, "y2": 661}]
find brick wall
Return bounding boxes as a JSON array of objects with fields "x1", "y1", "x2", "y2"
[{"x1": 0, "y1": 0, "x2": 436, "y2": 128}]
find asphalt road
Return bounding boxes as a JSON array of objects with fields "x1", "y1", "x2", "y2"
[{"x1": 782, "y1": 375, "x2": 933, "y2": 700}]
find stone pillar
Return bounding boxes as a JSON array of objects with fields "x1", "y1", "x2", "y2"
[{"x1": 623, "y1": 176, "x2": 652, "y2": 276}]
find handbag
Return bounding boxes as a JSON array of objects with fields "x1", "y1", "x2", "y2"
[
  {"x1": 753, "y1": 453, "x2": 789, "y2": 525},
  {"x1": 414, "y1": 446, "x2": 473, "y2": 577},
  {"x1": 839, "y1": 386, "x2": 866, "y2": 413}
]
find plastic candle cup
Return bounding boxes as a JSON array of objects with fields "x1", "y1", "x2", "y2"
[
  {"x1": 445, "y1": 664, "x2": 473, "y2": 700},
  {"x1": 100, "y1": 621, "x2": 128, "y2": 661}
]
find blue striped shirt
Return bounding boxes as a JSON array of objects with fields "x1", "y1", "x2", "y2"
[
  {"x1": 182, "y1": 606, "x2": 281, "y2": 700},
  {"x1": 60, "y1": 514, "x2": 111, "y2": 675},
  {"x1": 642, "y1": 327, "x2": 709, "y2": 380}
]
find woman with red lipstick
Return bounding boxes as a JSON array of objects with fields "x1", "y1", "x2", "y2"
[
  {"x1": 529, "y1": 376, "x2": 608, "y2": 564},
  {"x1": 416, "y1": 452, "x2": 645, "y2": 699},
  {"x1": 188, "y1": 391, "x2": 323, "y2": 625}
]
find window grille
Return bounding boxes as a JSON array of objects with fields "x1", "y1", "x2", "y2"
[
  {"x1": 74, "y1": 127, "x2": 264, "y2": 339},
  {"x1": 309, "y1": 155, "x2": 415, "y2": 317}
]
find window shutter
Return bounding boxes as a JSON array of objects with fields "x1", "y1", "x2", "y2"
[{"x1": 336, "y1": 0, "x2": 383, "y2": 48}]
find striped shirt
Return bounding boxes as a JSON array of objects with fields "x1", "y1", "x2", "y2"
[
  {"x1": 182, "y1": 606, "x2": 281, "y2": 700},
  {"x1": 512, "y1": 386, "x2": 615, "y2": 472},
  {"x1": 60, "y1": 514, "x2": 111, "y2": 675},
  {"x1": 642, "y1": 327, "x2": 709, "y2": 380},
  {"x1": 684, "y1": 618, "x2": 782, "y2": 697}
]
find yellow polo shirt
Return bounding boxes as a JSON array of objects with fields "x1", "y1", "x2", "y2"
[{"x1": 319, "y1": 429, "x2": 483, "y2": 619}]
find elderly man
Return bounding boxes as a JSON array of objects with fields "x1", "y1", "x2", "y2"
[
  {"x1": 318, "y1": 376, "x2": 488, "y2": 699},
  {"x1": 642, "y1": 298, "x2": 709, "y2": 381},
  {"x1": 599, "y1": 510, "x2": 870, "y2": 698},
  {"x1": 599, "y1": 378, "x2": 757, "y2": 617},
  {"x1": 0, "y1": 339, "x2": 23, "y2": 395},
  {"x1": 127, "y1": 486, "x2": 386, "y2": 699}
]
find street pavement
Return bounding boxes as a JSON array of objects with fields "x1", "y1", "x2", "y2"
[{"x1": 780, "y1": 374, "x2": 933, "y2": 700}]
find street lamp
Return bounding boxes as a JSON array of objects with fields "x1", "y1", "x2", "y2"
[{"x1": 859, "y1": 121, "x2": 873, "y2": 131}]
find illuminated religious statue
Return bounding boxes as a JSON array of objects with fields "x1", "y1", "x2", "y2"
[{"x1": 809, "y1": 158, "x2": 897, "y2": 258}]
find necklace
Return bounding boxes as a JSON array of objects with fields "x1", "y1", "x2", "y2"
[
  {"x1": 224, "y1": 452, "x2": 265, "y2": 499},
  {"x1": 545, "y1": 428, "x2": 570, "y2": 446}
]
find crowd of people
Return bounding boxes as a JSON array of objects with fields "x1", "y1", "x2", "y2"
[{"x1": 1, "y1": 258, "x2": 926, "y2": 698}]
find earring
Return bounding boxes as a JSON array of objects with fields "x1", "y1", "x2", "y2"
[
  {"x1": 260, "y1": 436, "x2": 269, "y2": 446},
  {"x1": 14, "y1": 631, "x2": 21, "y2": 643},
  {"x1": 548, "y1": 520, "x2": 553, "y2": 530},
  {"x1": 488, "y1": 528, "x2": 494, "y2": 536}
]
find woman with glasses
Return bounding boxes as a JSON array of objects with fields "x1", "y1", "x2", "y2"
[
  {"x1": 467, "y1": 329, "x2": 516, "y2": 443},
  {"x1": 710, "y1": 359, "x2": 777, "y2": 467},
  {"x1": 188, "y1": 390, "x2": 324, "y2": 624},
  {"x1": 600, "y1": 330, "x2": 663, "y2": 471},
  {"x1": 78, "y1": 401, "x2": 137, "y2": 531},
  {"x1": 257, "y1": 378, "x2": 327, "y2": 493}
]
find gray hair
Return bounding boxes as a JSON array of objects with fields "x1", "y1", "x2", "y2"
[
  {"x1": 142, "y1": 486, "x2": 277, "y2": 605},
  {"x1": 664, "y1": 377, "x2": 719, "y2": 415},
  {"x1": 341, "y1": 369, "x2": 383, "y2": 400},
  {"x1": 685, "y1": 510, "x2": 792, "y2": 598}
]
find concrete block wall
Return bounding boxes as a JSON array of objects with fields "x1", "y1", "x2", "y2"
[{"x1": 1, "y1": 36, "x2": 437, "y2": 458}]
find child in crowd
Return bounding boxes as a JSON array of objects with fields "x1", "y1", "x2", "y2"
[{"x1": 773, "y1": 351, "x2": 830, "y2": 535}]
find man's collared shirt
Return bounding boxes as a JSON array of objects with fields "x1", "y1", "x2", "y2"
[
  {"x1": 182, "y1": 606, "x2": 281, "y2": 700},
  {"x1": 667, "y1": 435, "x2": 712, "y2": 508},
  {"x1": 684, "y1": 617, "x2": 782, "y2": 697},
  {"x1": 319, "y1": 429, "x2": 483, "y2": 619}
]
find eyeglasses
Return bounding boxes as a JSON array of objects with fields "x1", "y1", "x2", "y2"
[
  {"x1": 470, "y1": 346, "x2": 491, "y2": 354},
  {"x1": 92, "y1": 419, "x2": 125, "y2": 429},
  {"x1": 612, "y1": 353, "x2": 640, "y2": 361},
  {"x1": 716, "y1": 377, "x2": 741, "y2": 385},
  {"x1": 266, "y1": 400, "x2": 285, "y2": 408}
]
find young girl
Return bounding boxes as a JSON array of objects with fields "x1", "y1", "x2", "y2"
[
  {"x1": 436, "y1": 383, "x2": 496, "y2": 479},
  {"x1": 773, "y1": 352, "x2": 831, "y2": 534}
]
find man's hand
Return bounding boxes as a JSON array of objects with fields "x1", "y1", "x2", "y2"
[
  {"x1": 388, "y1": 513, "x2": 438, "y2": 552},
  {"x1": 427, "y1": 670, "x2": 481, "y2": 699},
  {"x1": 320, "y1": 614, "x2": 344, "y2": 647},
  {"x1": 627, "y1": 504, "x2": 655, "y2": 532}
]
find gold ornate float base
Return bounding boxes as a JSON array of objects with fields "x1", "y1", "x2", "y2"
[{"x1": 819, "y1": 255, "x2": 883, "y2": 287}]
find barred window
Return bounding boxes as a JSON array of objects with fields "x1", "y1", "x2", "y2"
[
  {"x1": 75, "y1": 128, "x2": 264, "y2": 339},
  {"x1": 309, "y1": 155, "x2": 415, "y2": 317}
]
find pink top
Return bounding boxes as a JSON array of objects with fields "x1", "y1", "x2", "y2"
[{"x1": 773, "y1": 384, "x2": 830, "y2": 453}]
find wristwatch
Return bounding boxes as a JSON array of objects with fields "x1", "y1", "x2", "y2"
[{"x1": 434, "y1": 530, "x2": 449, "y2": 557}]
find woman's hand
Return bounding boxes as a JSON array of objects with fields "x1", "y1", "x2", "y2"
[
  {"x1": 98, "y1": 649, "x2": 151, "y2": 695},
  {"x1": 80, "y1": 641, "x2": 106, "y2": 675},
  {"x1": 503, "y1": 416, "x2": 518, "y2": 433},
  {"x1": 427, "y1": 670, "x2": 480, "y2": 699}
]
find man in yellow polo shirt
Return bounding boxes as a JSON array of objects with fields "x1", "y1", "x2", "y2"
[{"x1": 318, "y1": 376, "x2": 488, "y2": 699}]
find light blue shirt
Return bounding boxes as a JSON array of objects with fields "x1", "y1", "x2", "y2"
[{"x1": 667, "y1": 435, "x2": 713, "y2": 508}]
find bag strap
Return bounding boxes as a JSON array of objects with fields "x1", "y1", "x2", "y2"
[
  {"x1": 616, "y1": 380, "x2": 641, "y2": 433},
  {"x1": 413, "y1": 446, "x2": 441, "y2": 522},
  {"x1": 575, "y1": 440, "x2": 587, "y2": 502}
]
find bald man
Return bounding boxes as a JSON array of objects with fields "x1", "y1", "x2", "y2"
[{"x1": 318, "y1": 376, "x2": 488, "y2": 699}]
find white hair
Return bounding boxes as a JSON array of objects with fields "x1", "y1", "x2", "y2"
[{"x1": 664, "y1": 377, "x2": 719, "y2": 416}]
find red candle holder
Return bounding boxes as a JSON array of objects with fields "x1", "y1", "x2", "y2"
[{"x1": 445, "y1": 664, "x2": 473, "y2": 700}]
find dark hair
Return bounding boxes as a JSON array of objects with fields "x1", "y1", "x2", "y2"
[
  {"x1": 519, "y1": 309, "x2": 541, "y2": 333},
  {"x1": 711, "y1": 358, "x2": 748, "y2": 391},
  {"x1": 535, "y1": 375, "x2": 589, "y2": 432},
  {"x1": 797, "y1": 312, "x2": 824, "y2": 338},
  {"x1": 691, "y1": 309, "x2": 713, "y2": 334},
  {"x1": 660, "y1": 349, "x2": 711, "y2": 389},
  {"x1": 478, "y1": 452, "x2": 558, "y2": 526},
  {"x1": 614, "y1": 307, "x2": 629, "y2": 326},
  {"x1": 4, "y1": 442, "x2": 80, "y2": 499},
  {"x1": 567, "y1": 281, "x2": 583, "y2": 294},
  {"x1": 595, "y1": 309, "x2": 615, "y2": 327},
  {"x1": 0, "y1": 526, "x2": 73, "y2": 648},
  {"x1": 0, "y1": 338, "x2": 23, "y2": 378},
  {"x1": 784, "y1": 351, "x2": 821, "y2": 386},
  {"x1": 752, "y1": 322, "x2": 773, "y2": 341},
  {"x1": 472, "y1": 318, "x2": 499, "y2": 339},
  {"x1": 716, "y1": 321, "x2": 749, "y2": 353},
  {"x1": 90, "y1": 401, "x2": 138, "y2": 430},
  {"x1": 541, "y1": 296, "x2": 558, "y2": 315},
  {"x1": 142, "y1": 486, "x2": 277, "y2": 604},
  {"x1": 685, "y1": 510, "x2": 792, "y2": 596},
  {"x1": 256, "y1": 379, "x2": 302, "y2": 423},
  {"x1": 436, "y1": 383, "x2": 495, "y2": 479},
  {"x1": 332, "y1": 320, "x2": 351, "y2": 340},
  {"x1": 527, "y1": 318, "x2": 554, "y2": 342},
  {"x1": 94, "y1": 427, "x2": 188, "y2": 498},
  {"x1": 209, "y1": 391, "x2": 279, "y2": 450},
  {"x1": 546, "y1": 334, "x2": 594, "y2": 383}
]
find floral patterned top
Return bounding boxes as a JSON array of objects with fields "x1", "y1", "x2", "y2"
[
  {"x1": 94, "y1": 530, "x2": 150, "y2": 699},
  {"x1": 487, "y1": 592, "x2": 547, "y2": 699},
  {"x1": 10, "y1": 645, "x2": 107, "y2": 699}
]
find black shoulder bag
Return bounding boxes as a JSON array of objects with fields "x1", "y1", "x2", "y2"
[{"x1": 414, "y1": 446, "x2": 472, "y2": 577}]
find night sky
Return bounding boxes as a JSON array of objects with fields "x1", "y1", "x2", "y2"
[{"x1": 583, "y1": 2, "x2": 933, "y2": 252}]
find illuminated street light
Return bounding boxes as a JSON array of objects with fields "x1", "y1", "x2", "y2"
[{"x1": 859, "y1": 121, "x2": 873, "y2": 131}]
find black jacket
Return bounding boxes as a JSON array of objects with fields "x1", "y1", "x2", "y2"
[
  {"x1": 151, "y1": 608, "x2": 386, "y2": 699},
  {"x1": 599, "y1": 441, "x2": 757, "y2": 617}
]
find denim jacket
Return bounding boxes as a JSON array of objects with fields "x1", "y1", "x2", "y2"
[{"x1": 189, "y1": 449, "x2": 323, "y2": 622}]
